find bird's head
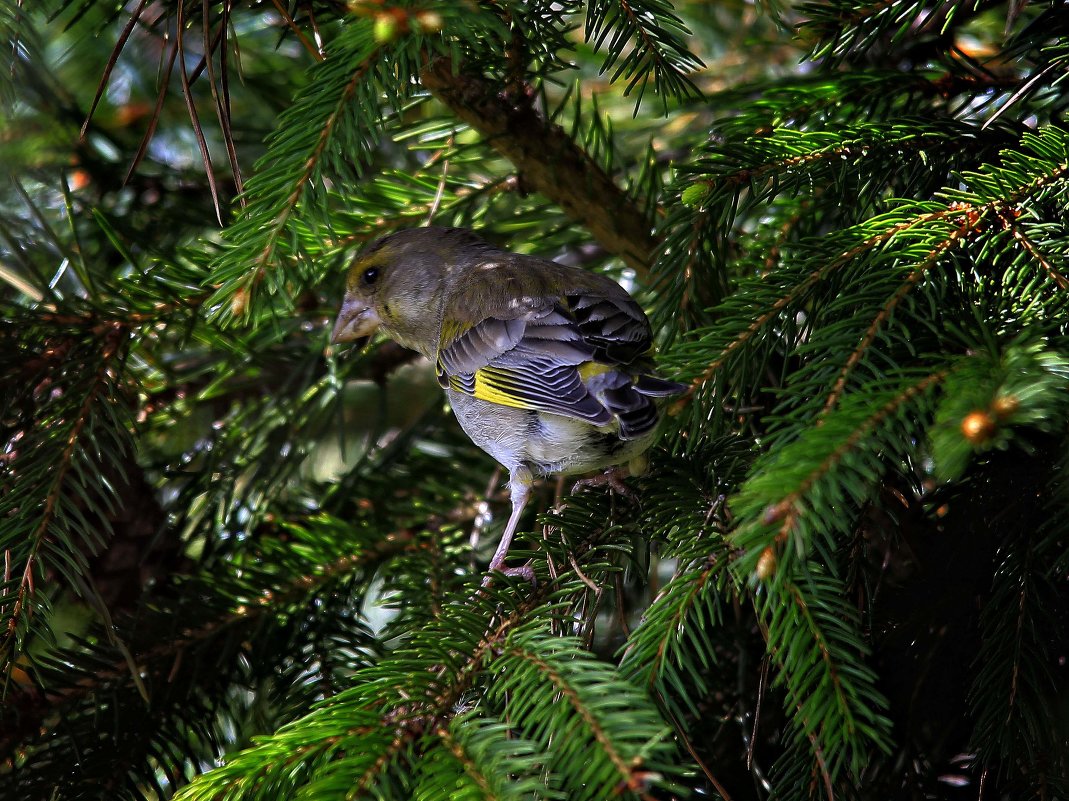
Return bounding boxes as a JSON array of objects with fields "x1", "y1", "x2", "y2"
[{"x1": 331, "y1": 227, "x2": 488, "y2": 353}]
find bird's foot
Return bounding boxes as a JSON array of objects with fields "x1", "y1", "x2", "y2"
[
  {"x1": 571, "y1": 466, "x2": 638, "y2": 501},
  {"x1": 481, "y1": 563, "x2": 537, "y2": 589}
]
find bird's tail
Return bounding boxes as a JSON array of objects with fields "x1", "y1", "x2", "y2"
[
  {"x1": 589, "y1": 372, "x2": 686, "y2": 440},
  {"x1": 632, "y1": 375, "x2": 688, "y2": 397}
]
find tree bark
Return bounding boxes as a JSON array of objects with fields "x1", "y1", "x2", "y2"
[{"x1": 420, "y1": 58, "x2": 658, "y2": 278}]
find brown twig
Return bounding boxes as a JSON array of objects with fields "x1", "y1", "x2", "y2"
[
  {"x1": 658, "y1": 692, "x2": 736, "y2": 801},
  {"x1": 420, "y1": 58, "x2": 658, "y2": 278},
  {"x1": 176, "y1": 0, "x2": 223, "y2": 225},
  {"x1": 1003, "y1": 215, "x2": 1069, "y2": 290},
  {"x1": 1, "y1": 323, "x2": 128, "y2": 670},
  {"x1": 204, "y1": 0, "x2": 245, "y2": 203},
  {"x1": 269, "y1": 0, "x2": 325, "y2": 62},
  {"x1": 124, "y1": 35, "x2": 180, "y2": 186},
  {"x1": 764, "y1": 370, "x2": 948, "y2": 540},
  {"x1": 80, "y1": 0, "x2": 150, "y2": 140}
]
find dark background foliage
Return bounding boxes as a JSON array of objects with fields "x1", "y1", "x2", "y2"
[{"x1": 2, "y1": 0, "x2": 1068, "y2": 798}]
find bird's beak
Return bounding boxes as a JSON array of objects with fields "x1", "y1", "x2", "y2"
[{"x1": 331, "y1": 296, "x2": 381, "y2": 344}]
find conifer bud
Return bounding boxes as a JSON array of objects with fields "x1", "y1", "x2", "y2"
[
  {"x1": 413, "y1": 10, "x2": 443, "y2": 33},
  {"x1": 762, "y1": 502, "x2": 786, "y2": 524},
  {"x1": 756, "y1": 546, "x2": 776, "y2": 580},
  {"x1": 373, "y1": 11, "x2": 404, "y2": 42},
  {"x1": 991, "y1": 394, "x2": 1019, "y2": 420},
  {"x1": 230, "y1": 287, "x2": 248, "y2": 319},
  {"x1": 961, "y1": 410, "x2": 996, "y2": 444}
]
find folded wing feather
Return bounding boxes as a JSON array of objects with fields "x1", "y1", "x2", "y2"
[{"x1": 437, "y1": 275, "x2": 682, "y2": 439}]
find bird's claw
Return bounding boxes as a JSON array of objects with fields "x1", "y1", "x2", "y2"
[
  {"x1": 481, "y1": 563, "x2": 537, "y2": 589},
  {"x1": 571, "y1": 467, "x2": 637, "y2": 501}
]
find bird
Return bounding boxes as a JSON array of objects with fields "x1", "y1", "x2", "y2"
[{"x1": 330, "y1": 227, "x2": 685, "y2": 583}]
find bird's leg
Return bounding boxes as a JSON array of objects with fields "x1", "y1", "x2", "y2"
[
  {"x1": 486, "y1": 497, "x2": 526, "y2": 574},
  {"x1": 469, "y1": 466, "x2": 502, "y2": 571},
  {"x1": 482, "y1": 465, "x2": 534, "y2": 587}
]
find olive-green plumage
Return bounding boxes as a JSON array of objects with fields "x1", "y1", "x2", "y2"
[{"x1": 332, "y1": 227, "x2": 684, "y2": 580}]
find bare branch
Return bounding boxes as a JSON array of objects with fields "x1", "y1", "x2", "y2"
[{"x1": 421, "y1": 58, "x2": 658, "y2": 278}]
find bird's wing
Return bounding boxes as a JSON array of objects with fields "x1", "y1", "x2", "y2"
[{"x1": 435, "y1": 259, "x2": 654, "y2": 426}]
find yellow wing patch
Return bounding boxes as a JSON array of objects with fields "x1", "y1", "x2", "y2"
[
  {"x1": 577, "y1": 361, "x2": 612, "y2": 382},
  {"x1": 471, "y1": 369, "x2": 536, "y2": 410},
  {"x1": 439, "y1": 318, "x2": 474, "y2": 348}
]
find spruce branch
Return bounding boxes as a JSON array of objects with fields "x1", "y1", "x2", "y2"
[
  {"x1": 800, "y1": 0, "x2": 1002, "y2": 64},
  {"x1": 420, "y1": 57, "x2": 659, "y2": 276},
  {"x1": 431, "y1": 722, "x2": 498, "y2": 799},
  {"x1": 585, "y1": 0, "x2": 704, "y2": 110},
  {"x1": 178, "y1": 508, "x2": 674, "y2": 800},
  {"x1": 0, "y1": 320, "x2": 131, "y2": 676},
  {"x1": 671, "y1": 126, "x2": 1069, "y2": 415},
  {"x1": 648, "y1": 205, "x2": 728, "y2": 346},
  {"x1": 420, "y1": 714, "x2": 551, "y2": 801},
  {"x1": 755, "y1": 568, "x2": 892, "y2": 783},
  {"x1": 676, "y1": 121, "x2": 976, "y2": 231},
  {"x1": 177, "y1": 586, "x2": 535, "y2": 800},
  {"x1": 1003, "y1": 213, "x2": 1069, "y2": 290},
  {"x1": 668, "y1": 212, "x2": 932, "y2": 415},
  {"x1": 621, "y1": 547, "x2": 739, "y2": 747},
  {"x1": 820, "y1": 221, "x2": 974, "y2": 416},
  {"x1": 734, "y1": 369, "x2": 946, "y2": 570},
  {"x1": 929, "y1": 344, "x2": 1069, "y2": 481},
  {"x1": 820, "y1": 138, "x2": 1069, "y2": 413},
  {"x1": 326, "y1": 171, "x2": 521, "y2": 253},
  {"x1": 490, "y1": 631, "x2": 674, "y2": 801},
  {"x1": 1, "y1": 519, "x2": 414, "y2": 788},
  {"x1": 204, "y1": 25, "x2": 384, "y2": 325}
]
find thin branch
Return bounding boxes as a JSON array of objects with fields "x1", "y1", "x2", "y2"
[
  {"x1": 124, "y1": 34, "x2": 180, "y2": 185},
  {"x1": 80, "y1": 0, "x2": 150, "y2": 140},
  {"x1": 268, "y1": 0, "x2": 325, "y2": 62},
  {"x1": 204, "y1": 0, "x2": 245, "y2": 202},
  {"x1": 659, "y1": 696, "x2": 735, "y2": 801},
  {"x1": 176, "y1": 0, "x2": 223, "y2": 225},
  {"x1": 421, "y1": 57, "x2": 658, "y2": 277},
  {"x1": 0, "y1": 322, "x2": 127, "y2": 671},
  {"x1": 1004, "y1": 216, "x2": 1069, "y2": 290},
  {"x1": 764, "y1": 370, "x2": 948, "y2": 536},
  {"x1": 820, "y1": 216, "x2": 977, "y2": 416},
  {"x1": 0, "y1": 530, "x2": 418, "y2": 759}
]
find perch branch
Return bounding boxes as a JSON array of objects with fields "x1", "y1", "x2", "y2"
[{"x1": 420, "y1": 58, "x2": 658, "y2": 278}]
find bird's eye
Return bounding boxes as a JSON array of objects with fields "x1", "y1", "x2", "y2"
[{"x1": 361, "y1": 267, "x2": 380, "y2": 286}]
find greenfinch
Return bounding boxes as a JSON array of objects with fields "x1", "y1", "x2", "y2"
[{"x1": 331, "y1": 227, "x2": 684, "y2": 580}]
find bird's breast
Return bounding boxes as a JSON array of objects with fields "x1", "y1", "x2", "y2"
[{"x1": 446, "y1": 389, "x2": 657, "y2": 477}]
